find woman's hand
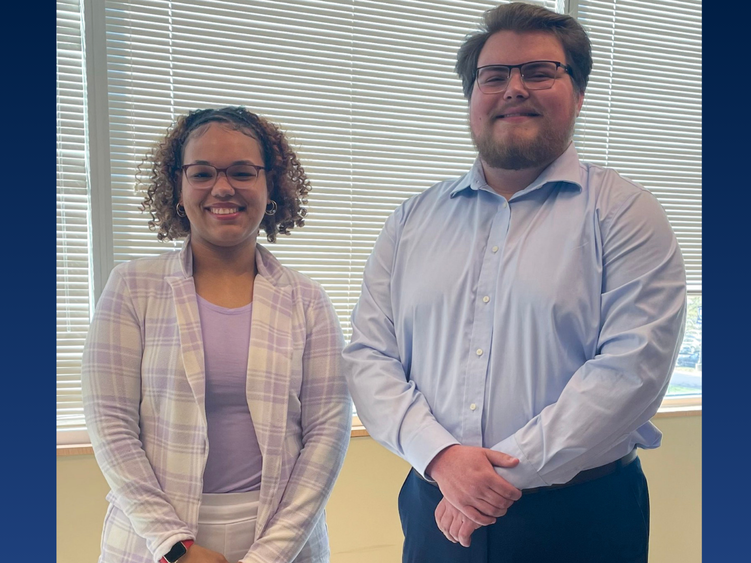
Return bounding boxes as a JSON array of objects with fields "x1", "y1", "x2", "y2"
[{"x1": 181, "y1": 543, "x2": 230, "y2": 563}]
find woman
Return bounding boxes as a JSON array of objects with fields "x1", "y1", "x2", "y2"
[{"x1": 82, "y1": 107, "x2": 351, "y2": 563}]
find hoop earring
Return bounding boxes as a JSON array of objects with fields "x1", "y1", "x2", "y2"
[
  {"x1": 176, "y1": 202, "x2": 187, "y2": 218},
  {"x1": 265, "y1": 200, "x2": 278, "y2": 216}
]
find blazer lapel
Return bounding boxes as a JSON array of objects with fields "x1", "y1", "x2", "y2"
[
  {"x1": 247, "y1": 265, "x2": 294, "y2": 535},
  {"x1": 165, "y1": 245, "x2": 207, "y2": 429}
]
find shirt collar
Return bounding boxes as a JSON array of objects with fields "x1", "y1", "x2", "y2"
[{"x1": 450, "y1": 142, "x2": 583, "y2": 198}]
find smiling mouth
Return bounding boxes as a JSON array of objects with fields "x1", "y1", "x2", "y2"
[
  {"x1": 498, "y1": 112, "x2": 540, "y2": 119},
  {"x1": 207, "y1": 207, "x2": 243, "y2": 215}
]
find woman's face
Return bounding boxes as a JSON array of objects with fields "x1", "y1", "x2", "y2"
[{"x1": 179, "y1": 122, "x2": 269, "y2": 254}]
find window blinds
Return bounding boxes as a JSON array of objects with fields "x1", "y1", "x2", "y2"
[
  {"x1": 573, "y1": 0, "x2": 701, "y2": 291},
  {"x1": 104, "y1": 0, "x2": 556, "y2": 335},
  {"x1": 56, "y1": 0, "x2": 700, "y2": 440},
  {"x1": 56, "y1": 0, "x2": 93, "y2": 439}
]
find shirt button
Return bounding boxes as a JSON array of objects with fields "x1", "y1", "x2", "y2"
[
  {"x1": 503, "y1": 201, "x2": 508, "y2": 208},
  {"x1": 470, "y1": 403, "x2": 477, "y2": 411},
  {"x1": 492, "y1": 246, "x2": 499, "y2": 253},
  {"x1": 476, "y1": 349, "x2": 483, "y2": 356},
  {"x1": 483, "y1": 296, "x2": 490, "y2": 303}
]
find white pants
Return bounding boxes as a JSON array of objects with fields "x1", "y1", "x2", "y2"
[{"x1": 196, "y1": 491, "x2": 261, "y2": 561}]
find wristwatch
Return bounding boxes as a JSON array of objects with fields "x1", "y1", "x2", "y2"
[{"x1": 160, "y1": 539, "x2": 194, "y2": 563}]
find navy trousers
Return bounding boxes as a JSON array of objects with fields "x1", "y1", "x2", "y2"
[{"x1": 398, "y1": 458, "x2": 650, "y2": 563}]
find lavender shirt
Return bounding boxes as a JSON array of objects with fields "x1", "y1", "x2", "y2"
[{"x1": 197, "y1": 295, "x2": 262, "y2": 493}]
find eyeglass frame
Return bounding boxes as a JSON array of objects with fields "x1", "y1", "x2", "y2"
[
  {"x1": 180, "y1": 163, "x2": 267, "y2": 190},
  {"x1": 474, "y1": 60, "x2": 573, "y2": 94}
]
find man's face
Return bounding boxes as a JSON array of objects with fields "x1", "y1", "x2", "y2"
[{"x1": 469, "y1": 30, "x2": 584, "y2": 171}]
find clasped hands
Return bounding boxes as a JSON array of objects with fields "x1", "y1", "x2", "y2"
[{"x1": 426, "y1": 444, "x2": 521, "y2": 548}]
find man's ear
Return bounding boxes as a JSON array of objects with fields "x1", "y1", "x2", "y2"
[{"x1": 575, "y1": 91, "x2": 584, "y2": 117}]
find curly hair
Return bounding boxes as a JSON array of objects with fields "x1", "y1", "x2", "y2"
[
  {"x1": 455, "y1": 1, "x2": 592, "y2": 99},
  {"x1": 138, "y1": 106, "x2": 311, "y2": 243}
]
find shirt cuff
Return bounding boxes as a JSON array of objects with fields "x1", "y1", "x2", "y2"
[
  {"x1": 402, "y1": 422, "x2": 460, "y2": 479},
  {"x1": 491, "y1": 435, "x2": 548, "y2": 490}
]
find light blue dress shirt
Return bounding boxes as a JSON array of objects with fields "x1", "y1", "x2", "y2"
[{"x1": 342, "y1": 143, "x2": 686, "y2": 490}]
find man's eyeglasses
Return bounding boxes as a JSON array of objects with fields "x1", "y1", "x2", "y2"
[
  {"x1": 475, "y1": 61, "x2": 572, "y2": 94},
  {"x1": 181, "y1": 163, "x2": 266, "y2": 189}
]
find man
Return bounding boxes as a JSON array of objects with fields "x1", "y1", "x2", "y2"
[{"x1": 342, "y1": 2, "x2": 687, "y2": 562}]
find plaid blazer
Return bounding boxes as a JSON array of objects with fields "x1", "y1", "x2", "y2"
[{"x1": 82, "y1": 239, "x2": 351, "y2": 563}]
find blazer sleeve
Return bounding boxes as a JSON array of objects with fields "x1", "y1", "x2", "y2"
[
  {"x1": 243, "y1": 285, "x2": 352, "y2": 563},
  {"x1": 81, "y1": 266, "x2": 194, "y2": 560}
]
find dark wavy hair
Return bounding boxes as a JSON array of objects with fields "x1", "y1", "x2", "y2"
[
  {"x1": 138, "y1": 106, "x2": 311, "y2": 243},
  {"x1": 456, "y1": 1, "x2": 592, "y2": 99}
]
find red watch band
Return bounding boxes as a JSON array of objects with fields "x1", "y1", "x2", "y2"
[{"x1": 159, "y1": 540, "x2": 194, "y2": 563}]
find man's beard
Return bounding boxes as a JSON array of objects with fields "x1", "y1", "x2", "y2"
[{"x1": 471, "y1": 114, "x2": 576, "y2": 171}]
